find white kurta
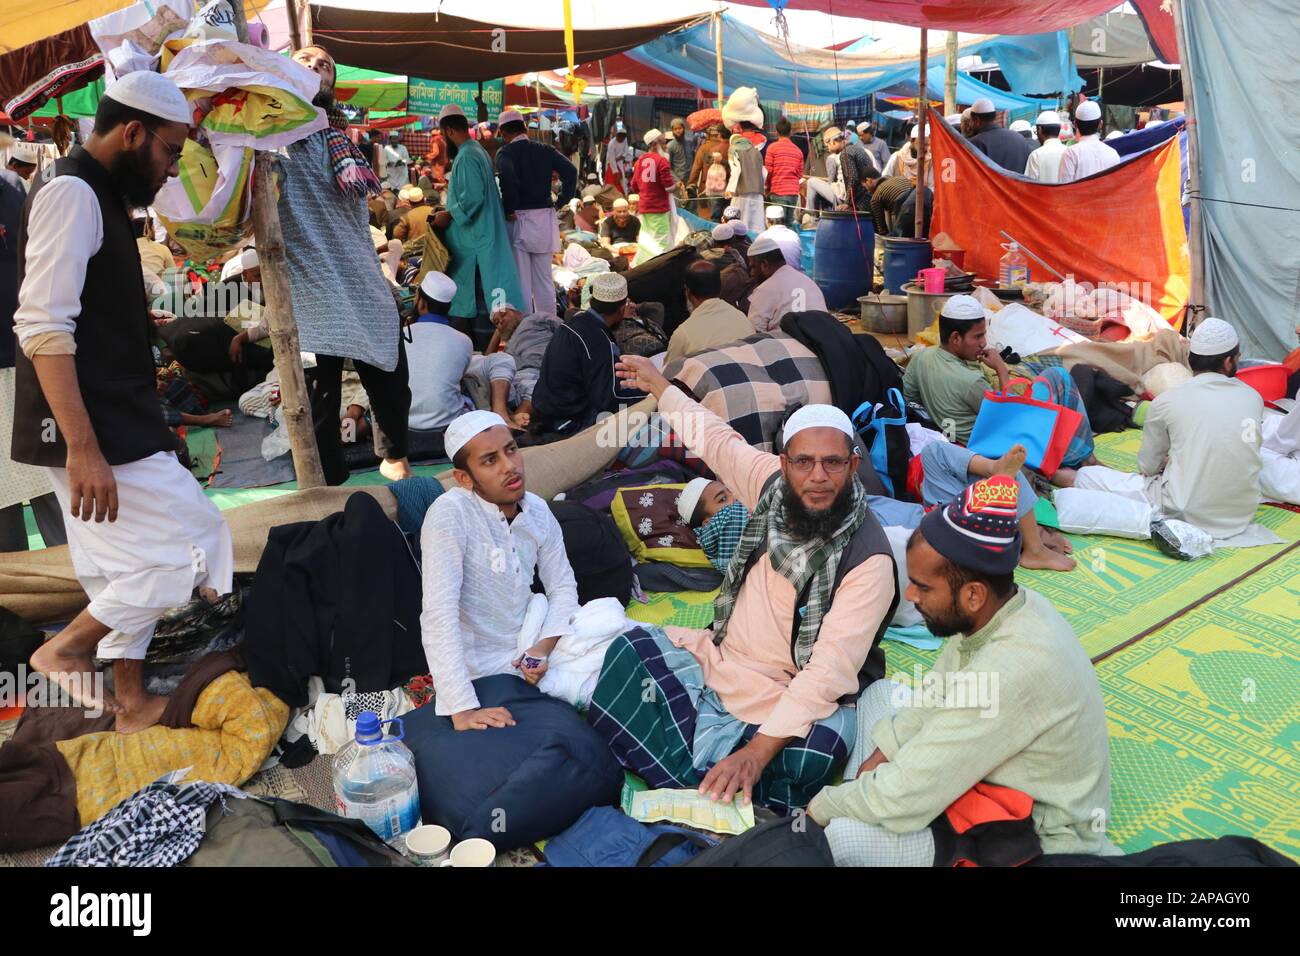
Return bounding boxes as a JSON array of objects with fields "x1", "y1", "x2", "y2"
[
  {"x1": 47, "y1": 452, "x2": 233, "y2": 659},
  {"x1": 1057, "y1": 134, "x2": 1121, "y2": 184},
  {"x1": 1025, "y1": 138, "x2": 1067, "y2": 183},
  {"x1": 419, "y1": 488, "x2": 581, "y2": 716},
  {"x1": 1260, "y1": 403, "x2": 1300, "y2": 504},
  {"x1": 1074, "y1": 372, "x2": 1264, "y2": 538}
]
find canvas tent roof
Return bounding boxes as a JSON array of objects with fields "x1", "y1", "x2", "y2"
[
  {"x1": 722, "y1": 1, "x2": 1123, "y2": 34},
  {"x1": 307, "y1": 0, "x2": 717, "y2": 82}
]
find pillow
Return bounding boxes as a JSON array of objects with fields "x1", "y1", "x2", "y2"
[
  {"x1": 609, "y1": 484, "x2": 711, "y2": 568},
  {"x1": 402, "y1": 675, "x2": 624, "y2": 850}
]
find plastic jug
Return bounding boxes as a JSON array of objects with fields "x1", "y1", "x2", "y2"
[
  {"x1": 998, "y1": 242, "x2": 1029, "y2": 287},
  {"x1": 917, "y1": 266, "x2": 947, "y2": 294},
  {"x1": 332, "y1": 711, "x2": 421, "y2": 843}
]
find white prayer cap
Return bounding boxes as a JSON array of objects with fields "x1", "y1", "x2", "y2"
[
  {"x1": 782, "y1": 404, "x2": 856, "y2": 448},
  {"x1": 419, "y1": 270, "x2": 457, "y2": 303},
  {"x1": 944, "y1": 113, "x2": 962, "y2": 125},
  {"x1": 856, "y1": 121, "x2": 871, "y2": 132},
  {"x1": 908, "y1": 124, "x2": 929, "y2": 139},
  {"x1": 589, "y1": 271, "x2": 628, "y2": 303},
  {"x1": 104, "y1": 70, "x2": 191, "y2": 125},
  {"x1": 677, "y1": 477, "x2": 713, "y2": 525},
  {"x1": 765, "y1": 204, "x2": 784, "y2": 221},
  {"x1": 1010, "y1": 119, "x2": 1032, "y2": 133},
  {"x1": 1105, "y1": 129, "x2": 1124, "y2": 141},
  {"x1": 406, "y1": 186, "x2": 424, "y2": 203},
  {"x1": 711, "y1": 222, "x2": 736, "y2": 241},
  {"x1": 628, "y1": 193, "x2": 640, "y2": 202},
  {"x1": 1075, "y1": 100, "x2": 1101, "y2": 122},
  {"x1": 497, "y1": 109, "x2": 524, "y2": 126},
  {"x1": 491, "y1": 302, "x2": 520, "y2": 318},
  {"x1": 721, "y1": 205, "x2": 741, "y2": 221},
  {"x1": 1188, "y1": 317, "x2": 1239, "y2": 356},
  {"x1": 9, "y1": 141, "x2": 39, "y2": 164},
  {"x1": 1034, "y1": 110, "x2": 1061, "y2": 126},
  {"x1": 643, "y1": 128, "x2": 665, "y2": 147},
  {"x1": 569, "y1": 198, "x2": 580, "y2": 211},
  {"x1": 971, "y1": 97, "x2": 996, "y2": 115},
  {"x1": 748, "y1": 234, "x2": 780, "y2": 257},
  {"x1": 446, "y1": 410, "x2": 510, "y2": 464},
  {"x1": 220, "y1": 248, "x2": 257, "y2": 282},
  {"x1": 941, "y1": 294, "x2": 985, "y2": 322},
  {"x1": 398, "y1": 185, "x2": 414, "y2": 201},
  {"x1": 612, "y1": 197, "x2": 629, "y2": 210},
  {"x1": 437, "y1": 104, "x2": 466, "y2": 122}
]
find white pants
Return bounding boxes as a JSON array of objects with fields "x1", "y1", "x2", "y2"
[
  {"x1": 47, "y1": 451, "x2": 233, "y2": 660},
  {"x1": 509, "y1": 207, "x2": 560, "y2": 316},
  {"x1": 1072, "y1": 464, "x2": 1152, "y2": 502},
  {"x1": 1260, "y1": 449, "x2": 1300, "y2": 505}
]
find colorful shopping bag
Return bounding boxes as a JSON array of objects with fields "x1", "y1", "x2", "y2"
[
  {"x1": 852, "y1": 387, "x2": 913, "y2": 500},
  {"x1": 967, "y1": 376, "x2": 1083, "y2": 477}
]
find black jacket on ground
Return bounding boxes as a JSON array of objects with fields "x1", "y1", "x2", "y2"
[
  {"x1": 243, "y1": 492, "x2": 425, "y2": 708},
  {"x1": 531, "y1": 309, "x2": 644, "y2": 435},
  {"x1": 779, "y1": 310, "x2": 905, "y2": 417}
]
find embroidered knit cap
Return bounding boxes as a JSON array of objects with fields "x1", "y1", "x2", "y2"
[{"x1": 919, "y1": 475, "x2": 1022, "y2": 575}]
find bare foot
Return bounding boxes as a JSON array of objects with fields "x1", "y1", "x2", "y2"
[
  {"x1": 1020, "y1": 545, "x2": 1076, "y2": 572},
  {"x1": 991, "y1": 444, "x2": 1028, "y2": 477},
  {"x1": 379, "y1": 457, "x2": 413, "y2": 481},
  {"x1": 30, "y1": 641, "x2": 121, "y2": 715},
  {"x1": 196, "y1": 409, "x2": 234, "y2": 428},
  {"x1": 1040, "y1": 527, "x2": 1074, "y2": 555},
  {"x1": 114, "y1": 693, "x2": 168, "y2": 734}
]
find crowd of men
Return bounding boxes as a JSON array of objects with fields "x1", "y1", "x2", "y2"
[{"x1": 4, "y1": 49, "x2": 1296, "y2": 869}]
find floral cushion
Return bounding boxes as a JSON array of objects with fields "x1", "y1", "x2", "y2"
[{"x1": 608, "y1": 484, "x2": 710, "y2": 568}]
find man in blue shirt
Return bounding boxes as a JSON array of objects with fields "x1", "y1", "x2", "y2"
[{"x1": 405, "y1": 271, "x2": 473, "y2": 432}]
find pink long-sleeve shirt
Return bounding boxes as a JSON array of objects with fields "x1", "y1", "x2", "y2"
[{"x1": 658, "y1": 386, "x2": 895, "y2": 740}]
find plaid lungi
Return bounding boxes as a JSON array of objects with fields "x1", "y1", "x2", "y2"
[{"x1": 587, "y1": 626, "x2": 856, "y2": 813}]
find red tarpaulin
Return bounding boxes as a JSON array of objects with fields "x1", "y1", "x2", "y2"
[
  {"x1": 928, "y1": 108, "x2": 1190, "y2": 325},
  {"x1": 1132, "y1": 0, "x2": 1180, "y2": 64},
  {"x1": 726, "y1": 1, "x2": 1121, "y2": 33}
]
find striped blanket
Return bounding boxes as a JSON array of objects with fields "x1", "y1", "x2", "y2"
[{"x1": 662, "y1": 333, "x2": 831, "y2": 452}]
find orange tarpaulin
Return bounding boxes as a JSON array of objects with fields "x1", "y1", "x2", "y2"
[{"x1": 929, "y1": 109, "x2": 1190, "y2": 327}]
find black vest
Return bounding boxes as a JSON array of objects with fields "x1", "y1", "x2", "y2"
[
  {"x1": 11, "y1": 146, "x2": 174, "y2": 467},
  {"x1": 718, "y1": 472, "x2": 900, "y2": 700}
]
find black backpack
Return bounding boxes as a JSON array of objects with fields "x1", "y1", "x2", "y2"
[{"x1": 544, "y1": 500, "x2": 634, "y2": 605}]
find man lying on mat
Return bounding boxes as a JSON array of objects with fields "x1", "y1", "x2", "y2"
[
  {"x1": 808, "y1": 476, "x2": 1120, "y2": 864},
  {"x1": 587, "y1": 355, "x2": 898, "y2": 814}
]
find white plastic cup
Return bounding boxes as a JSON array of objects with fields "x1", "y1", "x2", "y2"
[
  {"x1": 439, "y1": 837, "x2": 497, "y2": 868},
  {"x1": 404, "y1": 824, "x2": 452, "y2": 866}
]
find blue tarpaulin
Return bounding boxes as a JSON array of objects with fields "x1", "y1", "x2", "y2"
[
  {"x1": 626, "y1": 14, "x2": 1058, "y2": 116},
  {"x1": 1182, "y1": 0, "x2": 1298, "y2": 359}
]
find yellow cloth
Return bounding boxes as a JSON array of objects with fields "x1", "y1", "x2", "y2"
[
  {"x1": 22, "y1": 330, "x2": 76, "y2": 357},
  {"x1": 137, "y1": 237, "x2": 174, "y2": 278},
  {"x1": 55, "y1": 671, "x2": 288, "y2": 828}
]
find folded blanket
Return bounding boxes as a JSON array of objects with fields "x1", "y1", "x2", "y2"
[{"x1": 517, "y1": 595, "x2": 631, "y2": 708}]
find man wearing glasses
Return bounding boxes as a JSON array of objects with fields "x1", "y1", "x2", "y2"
[
  {"x1": 587, "y1": 354, "x2": 899, "y2": 814},
  {"x1": 14, "y1": 71, "x2": 232, "y2": 734}
]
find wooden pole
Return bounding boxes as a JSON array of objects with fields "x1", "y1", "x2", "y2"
[
  {"x1": 1171, "y1": 0, "x2": 1205, "y2": 320},
  {"x1": 915, "y1": 29, "x2": 928, "y2": 240},
  {"x1": 232, "y1": 2, "x2": 325, "y2": 488},
  {"x1": 714, "y1": 10, "x2": 724, "y2": 110},
  {"x1": 944, "y1": 31, "x2": 958, "y2": 116},
  {"x1": 285, "y1": 0, "x2": 304, "y2": 51}
]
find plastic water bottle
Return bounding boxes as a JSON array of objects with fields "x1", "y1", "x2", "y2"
[
  {"x1": 998, "y1": 242, "x2": 1030, "y2": 287},
  {"x1": 332, "y1": 711, "x2": 421, "y2": 844}
]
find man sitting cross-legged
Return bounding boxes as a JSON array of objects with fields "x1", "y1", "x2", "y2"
[
  {"x1": 588, "y1": 355, "x2": 899, "y2": 814},
  {"x1": 808, "y1": 475, "x2": 1120, "y2": 864},
  {"x1": 419, "y1": 411, "x2": 581, "y2": 729}
]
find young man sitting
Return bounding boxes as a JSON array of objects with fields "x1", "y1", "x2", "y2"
[
  {"x1": 419, "y1": 411, "x2": 581, "y2": 729},
  {"x1": 1056, "y1": 318, "x2": 1264, "y2": 540},
  {"x1": 808, "y1": 475, "x2": 1120, "y2": 864},
  {"x1": 588, "y1": 355, "x2": 899, "y2": 814},
  {"x1": 404, "y1": 271, "x2": 474, "y2": 433}
]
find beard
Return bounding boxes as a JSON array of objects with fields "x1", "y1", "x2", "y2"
[
  {"x1": 110, "y1": 144, "x2": 164, "y2": 208},
  {"x1": 311, "y1": 86, "x2": 336, "y2": 110},
  {"x1": 780, "y1": 479, "x2": 854, "y2": 543},
  {"x1": 917, "y1": 598, "x2": 976, "y2": 638}
]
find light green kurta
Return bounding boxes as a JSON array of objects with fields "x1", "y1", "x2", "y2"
[
  {"x1": 809, "y1": 587, "x2": 1122, "y2": 856},
  {"x1": 444, "y1": 139, "x2": 522, "y2": 319}
]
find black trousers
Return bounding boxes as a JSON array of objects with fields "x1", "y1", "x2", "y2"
[
  {"x1": 0, "y1": 492, "x2": 67, "y2": 551},
  {"x1": 308, "y1": 343, "x2": 412, "y2": 486}
]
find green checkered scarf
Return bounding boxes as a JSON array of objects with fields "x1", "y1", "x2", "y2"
[{"x1": 711, "y1": 473, "x2": 869, "y2": 669}]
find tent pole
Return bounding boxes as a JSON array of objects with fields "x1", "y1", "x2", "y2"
[
  {"x1": 1171, "y1": 0, "x2": 1204, "y2": 322},
  {"x1": 714, "y1": 10, "x2": 724, "y2": 110},
  {"x1": 286, "y1": 0, "x2": 304, "y2": 51},
  {"x1": 301, "y1": 0, "x2": 313, "y2": 46},
  {"x1": 944, "y1": 32, "x2": 958, "y2": 116},
  {"x1": 231, "y1": 2, "x2": 324, "y2": 488},
  {"x1": 915, "y1": 29, "x2": 928, "y2": 240}
]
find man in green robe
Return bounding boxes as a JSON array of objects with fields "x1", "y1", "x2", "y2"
[{"x1": 435, "y1": 105, "x2": 523, "y2": 345}]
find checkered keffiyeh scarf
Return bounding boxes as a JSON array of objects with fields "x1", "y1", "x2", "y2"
[
  {"x1": 324, "y1": 105, "x2": 382, "y2": 199},
  {"x1": 711, "y1": 473, "x2": 869, "y2": 669},
  {"x1": 46, "y1": 775, "x2": 244, "y2": 868}
]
